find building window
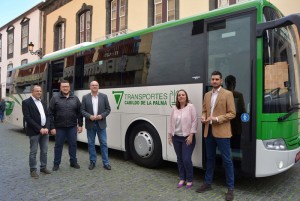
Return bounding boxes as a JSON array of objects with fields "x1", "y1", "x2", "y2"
[
  {"x1": 21, "y1": 59, "x2": 28, "y2": 66},
  {"x1": 54, "y1": 17, "x2": 66, "y2": 51},
  {"x1": 21, "y1": 18, "x2": 30, "y2": 54},
  {"x1": 0, "y1": 34, "x2": 2, "y2": 62},
  {"x1": 80, "y1": 11, "x2": 91, "y2": 43},
  {"x1": 216, "y1": 0, "x2": 246, "y2": 8},
  {"x1": 148, "y1": 0, "x2": 178, "y2": 27},
  {"x1": 7, "y1": 26, "x2": 15, "y2": 59},
  {"x1": 76, "y1": 4, "x2": 93, "y2": 44},
  {"x1": 110, "y1": 0, "x2": 127, "y2": 34},
  {"x1": 154, "y1": 0, "x2": 175, "y2": 25},
  {"x1": 7, "y1": 64, "x2": 13, "y2": 78}
]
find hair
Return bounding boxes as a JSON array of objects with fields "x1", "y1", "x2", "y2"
[
  {"x1": 211, "y1": 71, "x2": 222, "y2": 79},
  {"x1": 31, "y1": 85, "x2": 42, "y2": 92},
  {"x1": 176, "y1": 89, "x2": 189, "y2": 109},
  {"x1": 60, "y1": 80, "x2": 70, "y2": 85}
]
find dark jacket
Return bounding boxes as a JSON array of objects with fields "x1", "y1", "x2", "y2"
[
  {"x1": 81, "y1": 92, "x2": 111, "y2": 130},
  {"x1": 49, "y1": 91, "x2": 83, "y2": 129},
  {"x1": 22, "y1": 97, "x2": 50, "y2": 136}
]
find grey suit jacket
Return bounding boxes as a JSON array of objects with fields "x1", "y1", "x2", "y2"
[{"x1": 81, "y1": 92, "x2": 111, "y2": 130}]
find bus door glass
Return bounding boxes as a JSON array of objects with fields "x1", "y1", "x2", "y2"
[
  {"x1": 206, "y1": 12, "x2": 254, "y2": 173},
  {"x1": 49, "y1": 59, "x2": 64, "y2": 99}
]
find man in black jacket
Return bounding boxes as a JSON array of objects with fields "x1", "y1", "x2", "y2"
[
  {"x1": 22, "y1": 85, "x2": 51, "y2": 178},
  {"x1": 49, "y1": 80, "x2": 83, "y2": 171}
]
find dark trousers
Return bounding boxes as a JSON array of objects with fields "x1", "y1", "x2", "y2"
[
  {"x1": 172, "y1": 135, "x2": 196, "y2": 182},
  {"x1": 54, "y1": 127, "x2": 77, "y2": 166},
  {"x1": 204, "y1": 125, "x2": 234, "y2": 189}
]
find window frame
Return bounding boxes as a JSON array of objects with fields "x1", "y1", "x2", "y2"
[
  {"x1": 20, "y1": 18, "x2": 30, "y2": 54},
  {"x1": 7, "y1": 26, "x2": 15, "y2": 59},
  {"x1": 107, "y1": 0, "x2": 128, "y2": 34},
  {"x1": 54, "y1": 17, "x2": 66, "y2": 51},
  {"x1": 21, "y1": 59, "x2": 28, "y2": 66},
  {"x1": 76, "y1": 3, "x2": 93, "y2": 44},
  {"x1": 149, "y1": 0, "x2": 179, "y2": 27}
]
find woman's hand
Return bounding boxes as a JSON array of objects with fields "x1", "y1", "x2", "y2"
[
  {"x1": 186, "y1": 134, "x2": 194, "y2": 145},
  {"x1": 168, "y1": 134, "x2": 173, "y2": 145}
]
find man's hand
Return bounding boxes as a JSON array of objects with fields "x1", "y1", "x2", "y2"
[
  {"x1": 77, "y1": 127, "x2": 83, "y2": 134},
  {"x1": 50, "y1": 129, "x2": 56, "y2": 135},
  {"x1": 96, "y1": 115, "x2": 103, "y2": 120},
  {"x1": 90, "y1": 115, "x2": 97, "y2": 121},
  {"x1": 40, "y1": 128, "x2": 48, "y2": 135}
]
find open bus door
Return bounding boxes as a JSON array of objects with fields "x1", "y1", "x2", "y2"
[{"x1": 48, "y1": 59, "x2": 64, "y2": 102}]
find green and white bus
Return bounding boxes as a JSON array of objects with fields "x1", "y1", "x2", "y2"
[{"x1": 6, "y1": 0, "x2": 300, "y2": 177}]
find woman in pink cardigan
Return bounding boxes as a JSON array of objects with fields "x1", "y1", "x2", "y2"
[{"x1": 168, "y1": 89, "x2": 198, "y2": 189}]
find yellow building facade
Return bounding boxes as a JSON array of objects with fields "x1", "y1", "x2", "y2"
[{"x1": 39, "y1": 0, "x2": 208, "y2": 55}]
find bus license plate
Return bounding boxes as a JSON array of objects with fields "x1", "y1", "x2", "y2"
[{"x1": 295, "y1": 151, "x2": 300, "y2": 163}]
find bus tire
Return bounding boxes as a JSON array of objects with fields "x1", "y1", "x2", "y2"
[{"x1": 129, "y1": 123, "x2": 162, "y2": 168}]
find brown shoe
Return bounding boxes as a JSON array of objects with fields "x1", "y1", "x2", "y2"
[
  {"x1": 196, "y1": 183, "x2": 212, "y2": 193},
  {"x1": 30, "y1": 170, "x2": 39, "y2": 179},
  {"x1": 40, "y1": 168, "x2": 51, "y2": 174},
  {"x1": 225, "y1": 189, "x2": 234, "y2": 201}
]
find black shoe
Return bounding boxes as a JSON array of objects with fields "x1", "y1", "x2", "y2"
[
  {"x1": 40, "y1": 168, "x2": 51, "y2": 174},
  {"x1": 30, "y1": 170, "x2": 39, "y2": 179},
  {"x1": 88, "y1": 162, "x2": 95, "y2": 170},
  {"x1": 52, "y1": 165, "x2": 59, "y2": 171},
  {"x1": 196, "y1": 183, "x2": 212, "y2": 193},
  {"x1": 103, "y1": 164, "x2": 111, "y2": 170},
  {"x1": 70, "y1": 163, "x2": 80, "y2": 169},
  {"x1": 225, "y1": 189, "x2": 234, "y2": 201}
]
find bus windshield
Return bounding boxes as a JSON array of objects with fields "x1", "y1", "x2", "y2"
[{"x1": 263, "y1": 12, "x2": 300, "y2": 113}]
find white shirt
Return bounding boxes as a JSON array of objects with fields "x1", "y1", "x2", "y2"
[
  {"x1": 91, "y1": 93, "x2": 98, "y2": 116},
  {"x1": 174, "y1": 109, "x2": 183, "y2": 136},
  {"x1": 210, "y1": 86, "x2": 221, "y2": 124},
  {"x1": 31, "y1": 96, "x2": 46, "y2": 126}
]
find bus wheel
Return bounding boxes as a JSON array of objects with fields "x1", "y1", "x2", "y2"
[{"x1": 129, "y1": 123, "x2": 162, "y2": 168}]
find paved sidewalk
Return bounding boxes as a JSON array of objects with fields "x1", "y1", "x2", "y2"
[{"x1": 0, "y1": 122, "x2": 300, "y2": 201}]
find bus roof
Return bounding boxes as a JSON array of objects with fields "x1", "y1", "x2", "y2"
[{"x1": 10, "y1": 0, "x2": 272, "y2": 71}]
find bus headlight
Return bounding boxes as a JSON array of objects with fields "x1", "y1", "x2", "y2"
[{"x1": 263, "y1": 139, "x2": 287, "y2": 150}]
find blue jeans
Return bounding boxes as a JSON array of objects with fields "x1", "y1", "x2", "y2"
[
  {"x1": 87, "y1": 123, "x2": 109, "y2": 166},
  {"x1": 172, "y1": 135, "x2": 195, "y2": 182},
  {"x1": 29, "y1": 134, "x2": 49, "y2": 172},
  {"x1": 204, "y1": 126, "x2": 234, "y2": 189},
  {"x1": 54, "y1": 127, "x2": 78, "y2": 166}
]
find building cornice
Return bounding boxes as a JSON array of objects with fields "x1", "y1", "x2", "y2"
[{"x1": 39, "y1": 0, "x2": 72, "y2": 15}]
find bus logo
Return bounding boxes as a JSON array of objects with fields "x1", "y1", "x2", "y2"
[
  {"x1": 112, "y1": 91, "x2": 124, "y2": 110},
  {"x1": 112, "y1": 89, "x2": 178, "y2": 110}
]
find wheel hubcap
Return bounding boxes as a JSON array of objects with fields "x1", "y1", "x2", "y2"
[{"x1": 134, "y1": 131, "x2": 154, "y2": 158}]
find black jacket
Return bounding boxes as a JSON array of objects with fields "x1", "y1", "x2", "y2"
[
  {"x1": 22, "y1": 97, "x2": 50, "y2": 136},
  {"x1": 49, "y1": 91, "x2": 83, "y2": 129}
]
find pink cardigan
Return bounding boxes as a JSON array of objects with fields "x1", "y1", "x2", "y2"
[{"x1": 168, "y1": 103, "x2": 198, "y2": 137}]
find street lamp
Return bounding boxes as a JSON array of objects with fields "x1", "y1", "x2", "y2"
[{"x1": 28, "y1": 42, "x2": 42, "y2": 58}]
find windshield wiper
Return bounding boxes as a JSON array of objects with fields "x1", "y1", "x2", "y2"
[{"x1": 278, "y1": 103, "x2": 300, "y2": 122}]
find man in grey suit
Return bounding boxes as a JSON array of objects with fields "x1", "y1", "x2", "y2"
[{"x1": 81, "y1": 81, "x2": 111, "y2": 170}]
